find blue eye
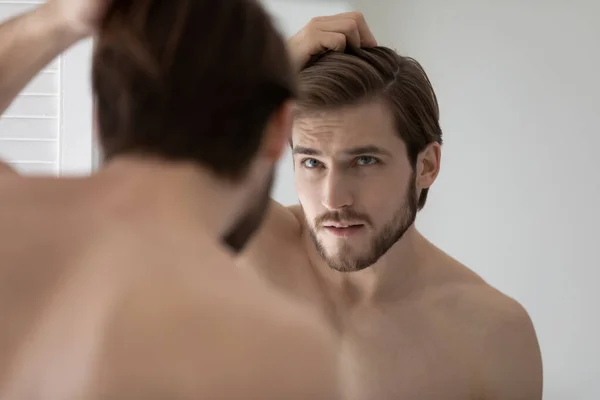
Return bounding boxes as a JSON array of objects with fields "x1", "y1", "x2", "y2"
[
  {"x1": 355, "y1": 156, "x2": 378, "y2": 166},
  {"x1": 302, "y1": 158, "x2": 322, "y2": 169}
]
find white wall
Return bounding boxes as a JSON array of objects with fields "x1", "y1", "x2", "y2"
[
  {"x1": 60, "y1": 38, "x2": 94, "y2": 176},
  {"x1": 354, "y1": 1, "x2": 600, "y2": 398}
]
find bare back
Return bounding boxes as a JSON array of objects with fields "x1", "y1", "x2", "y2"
[
  {"x1": 0, "y1": 177, "x2": 341, "y2": 399},
  {"x1": 240, "y1": 202, "x2": 543, "y2": 400}
]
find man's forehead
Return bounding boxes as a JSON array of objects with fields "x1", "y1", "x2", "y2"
[
  {"x1": 292, "y1": 143, "x2": 393, "y2": 158},
  {"x1": 292, "y1": 101, "x2": 399, "y2": 150},
  {"x1": 295, "y1": 100, "x2": 392, "y2": 124}
]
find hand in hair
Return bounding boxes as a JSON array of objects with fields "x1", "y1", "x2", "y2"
[
  {"x1": 288, "y1": 11, "x2": 377, "y2": 70},
  {"x1": 44, "y1": 0, "x2": 113, "y2": 38}
]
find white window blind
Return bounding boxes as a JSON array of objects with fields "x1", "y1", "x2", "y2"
[{"x1": 0, "y1": 0, "x2": 93, "y2": 176}]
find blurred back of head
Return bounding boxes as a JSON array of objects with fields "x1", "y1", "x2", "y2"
[
  {"x1": 297, "y1": 46, "x2": 442, "y2": 209},
  {"x1": 92, "y1": 0, "x2": 296, "y2": 180}
]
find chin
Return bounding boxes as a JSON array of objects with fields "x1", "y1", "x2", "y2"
[
  {"x1": 324, "y1": 236, "x2": 368, "y2": 250},
  {"x1": 324, "y1": 247, "x2": 361, "y2": 262}
]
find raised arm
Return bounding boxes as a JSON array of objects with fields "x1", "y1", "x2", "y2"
[{"x1": 0, "y1": 0, "x2": 110, "y2": 116}]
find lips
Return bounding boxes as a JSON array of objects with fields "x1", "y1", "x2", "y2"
[{"x1": 322, "y1": 223, "x2": 365, "y2": 237}]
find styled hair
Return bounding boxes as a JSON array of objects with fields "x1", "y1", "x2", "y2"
[
  {"x1": 92, "y1": 0, "x2": 296, "y2": 180},
  {"x1": 297, "y1": 46, "x2": 442, "y2": 209}
]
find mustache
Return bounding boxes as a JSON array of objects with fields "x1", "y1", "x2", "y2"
[{"x1": 315, "y1": 209, "x2": 372, "y2": 227}]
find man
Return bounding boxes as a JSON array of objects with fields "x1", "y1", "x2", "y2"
[
  {"x1": 241, "y1": 13, "x2": 544, "y2": 400},
  {"x1": 0, "y1": 0, "x2": 340, "y2": 398}
]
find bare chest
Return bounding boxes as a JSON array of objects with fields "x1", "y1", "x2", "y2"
[
  {"x1": 250, "y1": 248, "x2": 481, "y2": 399},
  {"x1": 337, "y1": 305, "x2": 477, "y2": 400}
]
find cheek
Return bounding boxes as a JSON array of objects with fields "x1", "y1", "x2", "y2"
[
  {"x1": 294, "y1": 173, "x2": 321, "y2": 217},
  {"x1": 358, "y1": 172, "x2": 410, "y2": 217}
]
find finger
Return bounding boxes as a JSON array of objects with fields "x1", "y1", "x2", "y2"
[
  {"x1": 313, "y1": 19, "x2": 360, "y2": 49},
  {"x1": 317, "y1": 31, "x2": 347, "y2": 53},
  {"x1": 314, "y1": 12, "x2": 377, "y2": 47}
]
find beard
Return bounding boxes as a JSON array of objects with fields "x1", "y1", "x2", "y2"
[
  {"x1": 221, "y1": 169, "x2": 275, "y2": 254},
  {"x1": 308, "y1": 174, "x2": 419, "y2": 272}
]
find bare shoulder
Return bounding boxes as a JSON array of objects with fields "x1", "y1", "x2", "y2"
[
  {"x1": 91, "y1": 236, "x2": 340, "y2": 399},
  {"x1": 238, "y1": 201, "x2": 304, "y2": 266},
  {"x1": 286, "y1": 203, "x2": 305, "y2": 224},
  {"x1": 254, "y1": 200, "x2": 303, "y2": 243},
  {"x1": 429, "y1": 261, "x2": 543, "y2": 400},
  {"x1": 446, "y1": 278, "x2": 539, "y2": 348},
  {"x1": 467, "y1": 284, "x2": 542, "y2": 399}
]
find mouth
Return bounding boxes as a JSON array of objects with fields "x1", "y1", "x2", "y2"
[{"x1": 322, "y1": 223, "x2": 365, "y2": 237}]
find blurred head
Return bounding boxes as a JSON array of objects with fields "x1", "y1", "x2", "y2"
[
  {"x1": 293, "y1": 47, "x2": 442, "y2": 271},
  {"x1": 92, "y1": 0, "x2": 296, "y2": 252}
]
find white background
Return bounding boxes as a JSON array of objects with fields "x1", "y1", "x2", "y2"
[{"x1": 1, "y1": 0, "x2": 598, "y2": 398}]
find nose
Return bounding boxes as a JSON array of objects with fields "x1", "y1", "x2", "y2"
[{"x1": 321, "y1": 171, "x2": 354, "y2": 210}]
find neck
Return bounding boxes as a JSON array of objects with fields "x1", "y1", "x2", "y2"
[
  {"x1": 98, "y1": 155, "x2": 240, "y2": 239},
  {"x1": 309, "y1": 225, "x2": 429, "y2": 303}
]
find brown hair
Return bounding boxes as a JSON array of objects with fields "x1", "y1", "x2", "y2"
[
  {"x1": 297, "y1": 46, "x2": 442, "y2": 209},
  {"x1": 92, "y1": 0, "x2": 295, "y2": 180}
]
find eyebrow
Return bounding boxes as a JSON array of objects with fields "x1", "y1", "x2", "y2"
[{"x1": 292, "y1": 145, "x2": 391, "y2": 157}]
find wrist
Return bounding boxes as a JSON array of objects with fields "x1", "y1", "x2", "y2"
[{"x1": 34, "y1": 2, "x2": 88, "y2": 46}]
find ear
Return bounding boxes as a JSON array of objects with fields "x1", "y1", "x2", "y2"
[
  {"x1": 416, "y1": 142, "x2": 441, "y2": 190},
  {"x1": 260, "y1": 100, "x2": 295, "y2": 163}
]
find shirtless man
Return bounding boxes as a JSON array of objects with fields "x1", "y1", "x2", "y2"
[
  {"x1": 241, "y1": 13, "x2": 544, "y2": 400},
  {"x1": 0, "y1": 1, "x2": 340, "y2": 398}
]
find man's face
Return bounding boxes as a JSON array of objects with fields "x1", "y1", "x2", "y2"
[{"x1": 293, "y1": 101, "x2": 418, "y2": 272}]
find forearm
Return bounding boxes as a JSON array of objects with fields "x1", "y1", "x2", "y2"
[{"x1": 0, "y1": 4, "x2": 82, "y2": 115}]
